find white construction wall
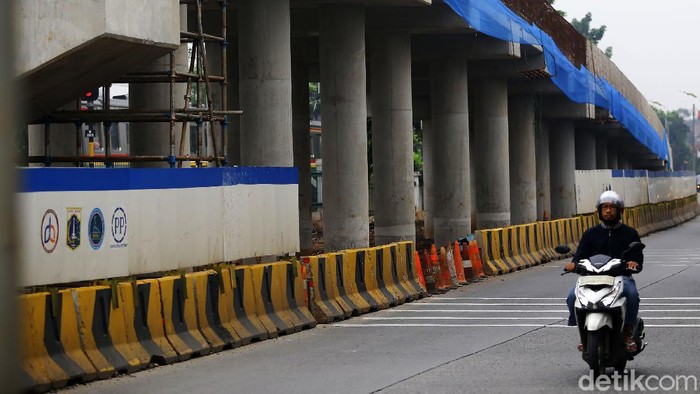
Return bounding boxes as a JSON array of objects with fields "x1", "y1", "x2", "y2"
[
  {"x1": 575, "y1": 169, "x2": 695, "y2": 214},
  {"x1": 18, "y1": 167, "x2": 299, "y2": 287}
]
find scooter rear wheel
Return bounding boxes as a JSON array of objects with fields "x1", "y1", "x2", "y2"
[
  {"x1": 587, "y1": 331, "x2": 606, "y2": 377},
  {"x1": 614, "y1": 359, "x2": 627, "y2": 374}
]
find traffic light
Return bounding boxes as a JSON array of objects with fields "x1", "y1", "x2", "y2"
[{"x1": 81, "y1": 88, "x2": 99, "y2": 102}]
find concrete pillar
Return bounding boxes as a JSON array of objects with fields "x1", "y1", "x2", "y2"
[
  {"x1": 508, "y1": 95, "x2": 536, "y2": 225},
  {"x1": 370, "y1": 32, "x2": 415, "y2": 245},
  {"x1": 292, "y1": 48, "x2": 313, "y2": 254},
  {"x1": 575, "y1": 129, "x2": 596, "y2": 170},
  {"x1": 430, "y1": 58, "x2": 471, "y2": 246},
  {"x1": 421, "y1": 119, "x2": 434, "y2": 239},
  {"x1": 535, "y1": 120, "x2": 551, "y2": 221},
  {"x1": 549, "y1": 121, "x2": 576, "y2": 218},
  {"x1": 470, "y1": 118, "x2": 477, "y2": 230},
  {"x1": 130, "y1": 6, "x2": 188, "y2": 168},
  {"x1": 618, "y1": 154, "x2": 630, "y2": 169},
  {"x1": 608, "y1": 146, "x2": 619, "y2": 169},
  {"x1": 319, "y1": 5, "x2": 369, "y2": 251},
  {"x1": 239, "y1": 0, "x2": 292, "y2": 166},
  {"x1": 595, "y1": 135, "x2": 608, "y2": 169},
  {"x1": 474, "y1": 77, "x2": 510, "y2": 229},
  {"x1": 0, "y1": 2, "x2": 17, "y2": 387}
]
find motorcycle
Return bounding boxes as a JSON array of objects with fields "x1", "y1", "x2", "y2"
[{"x1": 556, "y1": 242, "x2": 648, "y2": 377}]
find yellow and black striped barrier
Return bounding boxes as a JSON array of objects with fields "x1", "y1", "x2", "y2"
[
  {"x1": 20, "y1": 291, "x2": 98, "y2": 391},
  {"x1": 221, "y1": 266, "x2": 271, "y2": 344},
  {"x1": 119, "y1": 279, "x2": 178, "y2": 366},
  {"x1": 157, "y1": 276, "x2": 211, "y2": 360},
  {"x1": 307, "y1": 255, "x2": 349, "y2": 323}
]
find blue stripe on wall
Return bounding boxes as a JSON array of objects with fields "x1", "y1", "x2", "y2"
[{"x1": 19, "y1": 167, "x2": 299, "y2": 193}]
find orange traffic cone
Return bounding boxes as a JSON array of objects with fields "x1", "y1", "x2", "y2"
[
  {"x1": 453, "y1": 242, "x2": 469, "y2": 285},
  {"x1": 432, "y1": 245, "x2": 448, "y2": 291},
  {"x1": 461, "y1": 241, "x2": 474, "y2": 282},
  {"x1": 469, "y1": 240, "x2": 486, "y2": 278},
  {"x1": 439, "y1": 246, "x2": 456, "y2": 290},
  {"x1": 445, "y1": 246, "x2": 461, "y2": 287},
  {"x1": 413, "y1": 251, "x2": 427, "y2": 290}
]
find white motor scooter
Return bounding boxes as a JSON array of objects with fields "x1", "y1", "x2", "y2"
[{"x1": 557, "y1": 242, "x2": 647, "y2": 377}]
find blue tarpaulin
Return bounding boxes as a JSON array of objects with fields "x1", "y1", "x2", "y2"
[{"x1": 444, "y1": 0, "x2": 669, "y2": 162}]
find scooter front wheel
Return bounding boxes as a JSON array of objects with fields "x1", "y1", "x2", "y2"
[{"x1": 587, "y1": 331, "x2": 606, "y2": 377}]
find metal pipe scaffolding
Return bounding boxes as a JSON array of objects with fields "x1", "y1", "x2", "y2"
[{"x1": 30, "y1": 0, "x2": 238, "y2": 169}]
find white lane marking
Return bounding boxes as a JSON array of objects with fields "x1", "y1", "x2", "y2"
[
  {"x1": 334, "y1": 323, "x2": 700, "y2": 328},
  {"x1": 413, "y1": 302, "x2": 700, "y2": 306},
  {"x1": 363, "y1": 316, "x2": 563, "y2": 320},
  {"x1": 424, "y1": 297, "x2": 700, "y2": 301},
  {"x1": 335, "y1": 323, "x2": 571, "y2": 328},
  {"x1": 425, "y1": 297, "x2": 562, "y2": 300},
  {"x1": 658, "y1": 264, "x2": 688, "y2": 267},
  {"x1": 362, "y1": 316, "x2": 700, "y2": 321},
  {"x1": 388, "y1": 309, "x2": 700, "y2": 313},
  {"x1": 645, "y1": 324, "x2": 700, "y2": 327}
]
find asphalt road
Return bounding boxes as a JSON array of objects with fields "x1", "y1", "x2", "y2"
[{"x1": 64, "y1": 217, "x2": 700, "y2": 394}]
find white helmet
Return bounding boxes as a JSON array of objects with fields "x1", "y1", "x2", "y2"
[{"x1": 596, "y1": 190, "x2": 624, "y2": 221}]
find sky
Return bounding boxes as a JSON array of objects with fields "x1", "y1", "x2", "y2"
[{"x1": 553, "y1": 0, "x2": 700, "y2": 113}]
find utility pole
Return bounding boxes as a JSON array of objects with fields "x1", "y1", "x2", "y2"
[{"x1": 680, "y1": 91, "x2": 698, "y2": 172}]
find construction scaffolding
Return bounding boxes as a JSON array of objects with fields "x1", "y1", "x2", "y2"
[{"x1": 29, "y1": 0, "x2": 239, "y2": 168}]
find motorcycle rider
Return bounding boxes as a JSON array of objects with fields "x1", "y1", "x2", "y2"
[{"x1": 564, "y1": 190, "x2": 643, "y2": 352}]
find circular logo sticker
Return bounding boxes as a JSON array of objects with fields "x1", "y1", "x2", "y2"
[
  {"x1": 41, "y1": 209, "x2": 59, "y2": 253},
  {"x1": 88, "y1": 208, "x2": 105, "y2": 250},
  {"x1": 111, "y1": 207, "x2": 127, "y2": 244}
]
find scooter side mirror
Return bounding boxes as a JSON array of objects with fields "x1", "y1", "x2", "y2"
[
  {"x1": 622, "y1": 241, "x2": 645, "y2": 259},
  {"x1": 628, "y1": 241, "x2": 646, "y2": 251},
  {"x1": 554, "y1": 245, "x2": 571, "y2": 255}
]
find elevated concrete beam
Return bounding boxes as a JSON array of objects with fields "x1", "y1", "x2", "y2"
[
  {"x1": 18, "y1": 0, "x2": 180, "y2": 122},
  {"x1": 366, "y1": 3, "x2": 472, "y2": 34},
  {"x1": 293, "y1": 0, "x2": 430, "y2": 6},
  {"x1": 509, "y1": 78, "x2": 561, "y2": 95},
  {"x1": 412, "y1": 34, "x2": 519, "y2": 61},
  {"x1": 470, "y1": 45, "x2": 549, "y2": 78},
  {"x1": 540, "y1": 96, "x2": 595, "y2": 120}
]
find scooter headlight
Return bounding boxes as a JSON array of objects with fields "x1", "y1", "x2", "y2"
[
  {"x1": 575, "y1": 277, "x2": 622, "y2": 309},
  {"x1": 575, "y1": 285, "x2": 596, "y2": 308},
  {"x1": 598, "y1": 280, "x2": 623, "y2": 307}
]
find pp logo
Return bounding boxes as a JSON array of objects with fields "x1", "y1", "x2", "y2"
[
  {"x1": 40, "y1": 209, "x2": 59, "y2": 253},
  {"x1": 111, "y1": 207, "x2": 127, "y2": 248}
]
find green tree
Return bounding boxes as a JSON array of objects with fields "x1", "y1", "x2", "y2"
[
  {"x1": 571, "y1": 12, "x2": 613, "y2": 58},
  {"x1": 653, "y1": 107, "x2": 693, "y2": 171}
]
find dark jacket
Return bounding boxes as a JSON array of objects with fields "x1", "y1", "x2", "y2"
[{"x1": 573, "y1": 222, "x2": 644, "y2": 272}]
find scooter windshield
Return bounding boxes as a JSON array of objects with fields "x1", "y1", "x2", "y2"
[{"x1": 588, "y1": 254, "x2": 611, "y2": 268}]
